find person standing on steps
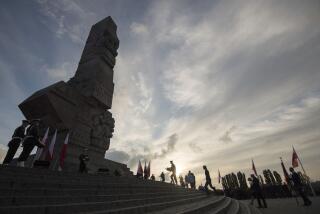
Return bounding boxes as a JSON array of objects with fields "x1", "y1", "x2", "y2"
[
  {"x1": 17, "y1": 119, "x2": 44, "y2": 167},
  {"x1": 248, "y1": 177, "x2": 256, "y2": 206},
  {"x1": 289, "y1": 167, "x2": 312, "y2": 206},
  {"x1": 179, "y1": 175, "x2": 185, "y2": 187},
  {"x1": 203, "y1": 165, "x2": 216, "y2": 194},
  {"x1": 79, "y1": 148, "x2": 89, "y2": 173},
  {"x1": 2, "y1": 120, "x2": 29, "y2": 165},
  {"x1": 250, "y1": 174, "x2": 267, "y2": 208},
  {"x1": 150, "y1": 174, "x2": 155, "y2": 181},
  {"x1": 160, "y1": 172, "x2": 165, "y2": 182},
  {"x1": 166, "y1": 161, "x2": 178, "y2": 184},
  {"x1": 188, "y1": 171, "x2": 196, "y2": 189}
]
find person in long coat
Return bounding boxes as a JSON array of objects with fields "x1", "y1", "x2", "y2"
[
  {"x1": 17, "y1": 119, "x2": 44, "y2": 167},
  {"x1": 2, "y1": 120, "x2": 29, "y2": 164}
]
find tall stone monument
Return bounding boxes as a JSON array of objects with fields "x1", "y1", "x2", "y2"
[{"x1": 18, "y1": 17, "x2": 130, "y2": 174}]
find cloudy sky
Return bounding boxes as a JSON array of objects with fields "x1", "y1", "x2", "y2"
[{"x1": 1, "y1": 0, "x2": 320, "y2": 186}]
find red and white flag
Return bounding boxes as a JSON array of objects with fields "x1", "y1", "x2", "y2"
[
  {"x1": 34, "y1": 127, "x2": 50, "y2": 162},
  {"x1": 252, "y1": 159, "x2": 258, "y2": 176},
  {"x1": 48, "y1": 129, "x2": 57, "y2": 160},
  {"x1": 281, "y1": 157, "x2": 290, "y2": 184},
  {"x1": 147, "y1": 161, "x2": 151, "y2": 177},
  {"x1": 59, "y1": 133, "x2": 69, "y2": 170},
  {"x1": 292, "y1": 146, "x2": 299, "y2": 168},
  {"x1": 137, "y1": 160, "x2": 143, "y2": 176},
  {"x1": 144, "y1": 161, "x2": 147, "y2": 177},
  {"x1": 218, "y1": 169, "x2": 221, "y2": 183}
]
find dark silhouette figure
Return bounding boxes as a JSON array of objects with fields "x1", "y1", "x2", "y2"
[
  {"x1": 79, "y1": 149, "x2": 89, "y2": 173},
  {"x1": 248, "y1": 177, "x2": 255, "y2": 205},
  {"x1": 151, "y1": 174, "x2": 155, "y2": 181},
  {"x1": 289, "y1": 167, "x2": 312, "y2": 206},
  {"x1": 189, "y1": 171, "x2": 196, "y2": 189},
  {"x1": 17, "y1": 119, "x2": 44, "y2": 167},
  {"x1": 179, "y1": 175, "x2": 185, "y2": 187},
  {"x1": 250, "y1": 174, "x2": 267, "y2": 208},
  {"x1": 160, "y1": 172, "x2": 165, "y2": 182},
  {"x1": 185, "y1": 174, "x2": 189, "y2": 188},
  {"x1": 203, "y1": 165, "x2": 216, "y2": 194},
  {"x1": 3, "y1": 120, "x2": 29, "y2": 164},
  {"x1": 167, "y1": 161, "x2": 178, "y2": 184}
]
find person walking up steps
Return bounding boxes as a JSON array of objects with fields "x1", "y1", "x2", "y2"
[
  {"x1": 166, "y1": 161, "x2": 178, "y2": 184},
  {"x1": 203, "y1": 165, "x2": 216, "y2": 194}
]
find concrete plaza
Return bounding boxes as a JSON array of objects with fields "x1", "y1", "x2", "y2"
[{"x1": 245, "y1": 197, "x2": 319, "y2": 214}]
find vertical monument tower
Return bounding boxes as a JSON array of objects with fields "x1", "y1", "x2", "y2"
[{"x1": 18, "y1": 17, "x2": 129, "y2": 173}]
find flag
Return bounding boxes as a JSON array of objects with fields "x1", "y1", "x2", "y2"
[
  {"x1": 292, "y1": 146, "x2": 299, "y2": 168},
  {"x1": 144, "y1": 161, "x2": 147, "y2": 177},
  {"x1": 48, "y1": 129, "x2": 57, "y2": 160},
  {"x1": 280, "y1": 157, "x2": 290, "y2": 184},
  {"x1": 137, "y1": 160, "x2": 143, "y2": 176},
  {"x1": 147, "y1": 161, "x2": 151, "y2": 177},
  {"x1": 252, "y1": 159, "x2": 258, "y2": 176},
  {"x1": 218, "y1": 169, "x2": 221, "y2": 183},
  {"x1": 59, "y1": 133, "x2": 69, "y2": 169},
  {"x1": 33, "y1": 127, "x2": 50, "y2": 162}
]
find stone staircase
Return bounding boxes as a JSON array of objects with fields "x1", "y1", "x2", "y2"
[{"x1": 0, "y1": 165, "x2": 261, "y2": 214}]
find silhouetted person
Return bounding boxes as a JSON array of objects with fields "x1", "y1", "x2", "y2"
[
  {"x1": 185, "y1": 174, "x2": 189, "y2": 188},
  {"x1": 151, "y1": 174, "x2": 155, "y2": 181},
  {"x1": 250, "y1": 174, "x2": 267, "y2": 208},
  {"x1": 160, "y1": 172, "x2": 165, "y2": 182},
  {"x1": 167, "y1": 161, "x2": 178, "y2": 184},
  {"x1": 248, "y1": 177, "x2": 255, "y2": 206},
  {"x1": 17, "y1": 119, "x2": 44, "y2": 167},
  {"x1": 2, "y1": 120, "x2": 29, "y2": 164},
  {"x1": 188, "y1": 171, "x2": 196, "y2": 189},
  {"x1": 79, "y1": 148, "x2": 89, "y2": 173},
  {"x1": 203, "y1": 165, "x2": 216, "y2": 194},
  {"x1": 289, "y1": 167, "x2": 312, "y2": 206},
  {"x1": 179, "y1": 175, "x2": 185, "y2": 187}
]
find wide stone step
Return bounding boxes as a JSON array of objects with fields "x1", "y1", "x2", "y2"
[
  {"x1": 83, "y1": 194, "x2": 208, "y2": 214},
  {"x1": 150, "y1": 195, "x2": 226, "y2": 214},
  {"x1": 0, "y1": 167, "x2": 136, "y2": 182},
  {"x1": 0, "y1": 171, "x2": 155, "y2": 184},
  {"x1": 0, "y1": 179, "x2": 186, "y2": 191},
  {"x1": 0, "y1": 192, "x2": 205, "y2": 214},
  {"x1": 0, "y1": 186, "x2": 194, "y2": 197},
  {"x1": 0, "y1": 191, "x2": 199, "y2": 206}
]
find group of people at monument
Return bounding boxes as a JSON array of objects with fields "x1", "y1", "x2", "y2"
[
  {"x1": 2, "y1": 119, "x2": 44, "y2": 167},
  {"x1": 2, "y1": 120, "x2": 91, "y2": 173}
]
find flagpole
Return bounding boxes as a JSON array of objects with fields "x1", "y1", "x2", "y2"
[
  {"x1": 293, "y1": 146, "x2": 316, "y2": 196},
  {"x1": 280, "y1": 157, "x2": 299, "y2": 206}
]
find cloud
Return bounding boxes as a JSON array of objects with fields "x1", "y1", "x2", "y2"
[
  {"x1": 188, "y1": 142, "x2": 202, "y2": 153},
  {"x1": 43, "y1": 62, "x2": 76, "y2": 81},
  {"x1": 219, "y1": 126, "x2": 236, "y2": 144},
  {"x1": 36, "y1": 0, "x2": 95, "y2": 44},
  {"x1": 153, "y1": 133, "x2": 178, "y2": 159},
  {"x1": 105, "y1": 149, "x2": 130, "y2": 164},
  {"x1": 108, "y1": 134, "x2": 178, "y2": 170},
  {"x1": 130, "y1": 22, "x2": 149, "y2": 36}
]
